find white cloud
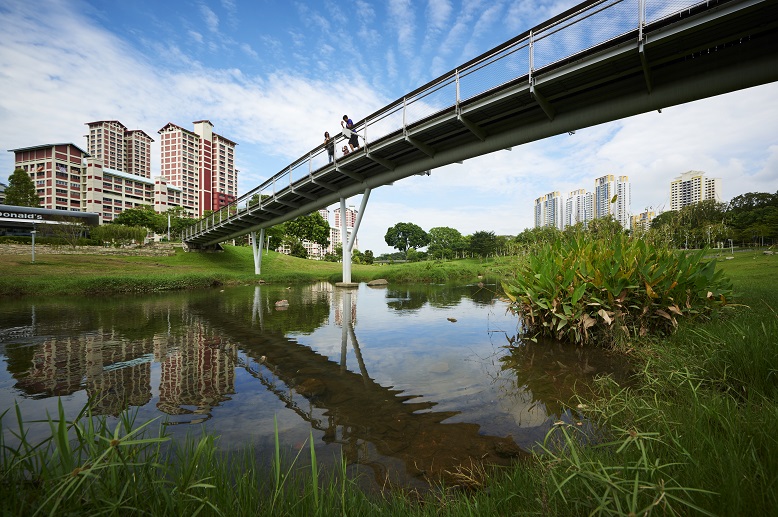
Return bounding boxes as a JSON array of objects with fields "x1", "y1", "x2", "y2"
[
  {"x1": 188, "y1": 30, "x2": 204, "y2": 43},
  {"x1": 388, "y1": 0, "x2": 416, "y2": 58},
  {"x1": 200, "y1": 5, "x2": 220, "y2": 33}
]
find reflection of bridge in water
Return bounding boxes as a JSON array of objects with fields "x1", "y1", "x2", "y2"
[{"x1": 220, "y1": 287, "x2": 528, "y2": 486}]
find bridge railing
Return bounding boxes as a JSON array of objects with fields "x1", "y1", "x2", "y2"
[{"x1": 184, "y1": 0, "x2": 711, "y2": 242}]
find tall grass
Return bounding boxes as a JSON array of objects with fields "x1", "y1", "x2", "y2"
[
  {"x1": 0, "y1": 399, "x2": 389, "y2": 516},
  {"x1": 502, "y1": 232, "x2": 732, "y2": 345}
]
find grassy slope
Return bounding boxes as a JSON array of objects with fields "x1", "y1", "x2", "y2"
[{"x1": 0, "y1": 245, "x2": 499, "y2": 297}]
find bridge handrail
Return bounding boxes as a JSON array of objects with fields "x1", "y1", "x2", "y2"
[{"x1": 184, "y1": 0, "x2": 720, "y2": 241}]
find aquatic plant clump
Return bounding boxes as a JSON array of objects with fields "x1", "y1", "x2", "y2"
[{"x1": 502, "y1": 233, "x2": 732, "y2": 345}]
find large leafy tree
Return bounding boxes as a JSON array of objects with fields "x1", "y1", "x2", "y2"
[
  {"x1": 286, "y1": 238, "x2": 308, "y2": 258},
  {"x1": 5, "y1": 168, "x2": 40, "y2": 207},
  {"x1": 469, "y1": 230, "x2": 497, "y2": 258},
  {"x1": 427, "y1": 226, "x2": 464, "y2": 259},
  {"x1": 164, "y1": 206, "x2": 194, "y2": 236},
  {"x1": 384, "y1": 222, "x2": 429, "y2": 253},
  {"x1": 112, "y1": 206, "x2": 165, "y2": 232},
  {"x1": 285, "y1": 212, "x2": 330, "y2": 247}
]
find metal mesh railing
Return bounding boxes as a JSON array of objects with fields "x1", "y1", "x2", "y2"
[
  {"x1": 185, "y1": 0, "x2": 728, "y2": 241},
  {"x1": 533, "y1": 0, "x2": 636, "y2": 71},
  {"x1": 459, "y1": 40, "x2": 531, "y2": 102},
  {"x1": 646, "y1": 0, "x2": 708, "y2": 24}
]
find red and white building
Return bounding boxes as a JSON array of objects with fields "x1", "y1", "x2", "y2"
[
  {"x1": 158, "y1": 120, "x2": 238, "y2": 218},
  {"x1": 85, "y1": 120, "x2": 153, "y2": 178},
  {"x1": 10, "y1": 143, "x2": 89, "y2": 213},
  {"x1": 10, "y1": 118, "x2": 238, "y2": 223}
]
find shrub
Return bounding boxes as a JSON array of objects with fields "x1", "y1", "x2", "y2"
[{"x1": 502, "y1": 232, "x2": 732, "y2": 346}]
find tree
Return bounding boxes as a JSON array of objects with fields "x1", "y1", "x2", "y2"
[
  {"x1": 91, "y1": 224, "x2": 147, "y2": 246},
  {"x1": 43, "y1": 217, "x2": 86, "y2": 248},
  {"x1": 469, "y1": 230, "x2": 497, "y2": 258},
  {"x1": 362, "y1": 249, "x2": 374, "y2": 265},
  {"x1": 287, "y1": 239, "x2": 308, "y2": 258},
  {"x1": 265, "y1": 225, "x2": 286, "y2": 250},
  {"x1": 285, "y1": 212, "x2": 330, "y2": 248},
  {"x1": 323, "y1": 243, "x2": 343, "y2": 262},
  {"x1": 427, "y1": 226, "x2": 464, "y2": 260},
  {"x1": 162, "y1": 206, "x2": 194, "y2": 240},
  {"x1": 5, "y1": 168, "x2": 40, "y2": 207},
  {"x1": 384, "y1": 222, "x2": 429, "y2": 253},
  {"x1": 112, "y1": 206, "x2": 165, "y2": 233}
]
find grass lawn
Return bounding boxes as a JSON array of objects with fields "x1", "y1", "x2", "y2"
[{"x1": 0, "y1": 244, "x2": 501, "y2": 297}]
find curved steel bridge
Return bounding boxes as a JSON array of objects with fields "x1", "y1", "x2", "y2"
[{"x1": 183, "y1": 0, "x2": 778, "y2": 281}]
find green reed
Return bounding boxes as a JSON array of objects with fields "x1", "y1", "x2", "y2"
[{"x1": 502, "y1": 231, "x2": 733, "y2": 346}]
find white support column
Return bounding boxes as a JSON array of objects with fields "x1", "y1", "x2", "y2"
[
  {"x1": 340, "y1": 197, "x2": 351, "y2": 283},
  {"x1": 251, "y1": 229, "x2": 265, "y2": 275},
  {"x1": 337, "y1": 188, "x2": 371, "y2": 287}
]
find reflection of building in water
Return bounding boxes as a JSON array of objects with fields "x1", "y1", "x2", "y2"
[
  {"x1": 15, "y1": 334, "x2": 154, "y2": 413},
  {"x1": 157, "y1": 324, "x2": 236, "y2": 422},
  {"x1": 333, "y1": 288, "x2": 357, "y2": 327},
  {"x1": 13, "y1": 319, "x2": 238, "y2": 420}
]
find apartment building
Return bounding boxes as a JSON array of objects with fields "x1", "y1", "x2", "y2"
[
  {"x1": 631, "y1": 210, "x2": 656, "y2": 233},
  {"x1": 9, "y1": 143, "x2": 183, "y2": 223},
  {"x1": 669, "y1": 170, "x2": 722, "y2": 211},
  {"x1": 158, "y1": 120, "x2": 237, "y2": 217},
  {"x1": 10, "y1": 143, "x2": 89, "y2": 213},
  {"x1": 534, "y1": 175, "x2": 632, "y2": 230},
  {"x1": 564, "y1": 188, "x2": 593, "y2": 228},
  {"x1": 594, "y1": 175, "x2": 631, "y2": 228},
  {"x1": 85, "y1": 120, "x2": 153, "y2": 178},
  {"x1": 534, "y1": 192, "x2": 565, "y2": 229}
]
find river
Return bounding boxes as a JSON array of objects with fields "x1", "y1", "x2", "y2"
[{"x1": 0, "y1": 281, "x2": 631, "y2": 490}]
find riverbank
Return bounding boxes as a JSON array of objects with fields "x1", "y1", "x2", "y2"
[{"x1": 0, "y1": 243, "x2": 505, "y2": 297}]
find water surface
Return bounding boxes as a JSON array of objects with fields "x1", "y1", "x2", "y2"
[{"x1": 0, "y1": 281, "x2": 631, "y2": 489}]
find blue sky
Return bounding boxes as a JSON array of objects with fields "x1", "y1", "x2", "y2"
[{"x1": 1, "y1": 0, "x2": 776, "y2": 254}]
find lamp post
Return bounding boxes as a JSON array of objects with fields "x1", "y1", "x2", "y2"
[{"x1": 30, "y1": 230, "x2": 36, "y2": 263}]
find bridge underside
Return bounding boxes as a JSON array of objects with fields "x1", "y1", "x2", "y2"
[{"x1": 185, "y1": 0, "x2": 778, "y2": 248}]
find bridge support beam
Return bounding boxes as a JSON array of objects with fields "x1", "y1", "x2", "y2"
[
  {"x1": 337, "y1": 187, "x2": 371, "y2": 287},
  {"x1": 251, "y1": 228, "x2": 265, "y2": 275}
]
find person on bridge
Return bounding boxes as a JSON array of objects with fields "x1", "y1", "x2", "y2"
[
  {"x1": 341, "y1": 115, "x2": 359, "y2": 152},
  {"x1": 324, "y1": 131, "x2": 335, "y2": 163}
]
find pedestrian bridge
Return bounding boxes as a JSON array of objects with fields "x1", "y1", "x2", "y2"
[{"x1": 183, "y1": 0, "x2": 778, "y2": 280}]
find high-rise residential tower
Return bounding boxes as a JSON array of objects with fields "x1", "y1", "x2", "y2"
[
  {"x1": 669, "y1": 170, "x2": 721, "y2": 211},
  {"x1": 534, "y1": 192, "x2": 565, "y2": 229},
  {"x1": 158, "y1": 120, "x2": 237, "y2": 217},
  {"x1": 564, "y1": 188, "x2": 594, "y2": 228},
  {"x1": 594, "y1": 175, "x2": 631, "y2": 229},
  {"x1": 85, "y1": 121, "x2": 153, "y2": 178}
]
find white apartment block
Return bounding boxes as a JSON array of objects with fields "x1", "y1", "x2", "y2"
[
  {"x1": 158, "y1": 120, "x2": 238, "y2": 218},
  {"x1": 594, "y1": 175, "x2": 631, "y2": 229},
  {"x1": 534, "y1": 192, "x2": 565, "y2": 229},
  {"x1": 535, "y1": 176, "x2": 631, "y2": 231},
  {"x1": 564, "y1": 188, "x2": 593, "y2": 228},
  {"x1": 669, "y1": 170, "x2": 721, "y2": 211}
]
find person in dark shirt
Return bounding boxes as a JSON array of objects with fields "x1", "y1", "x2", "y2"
[
  {"x1": 324, "y1": 131, "x2": 334, "y2": 163},
  {"x1": 341, "y1": 115, "x2": 359, "y2": 152}
]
